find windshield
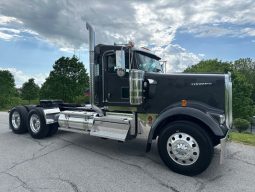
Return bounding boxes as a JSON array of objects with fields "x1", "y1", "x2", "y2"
[{"x1": 136, "y1": 53, "x2": 162, "y2": 73}]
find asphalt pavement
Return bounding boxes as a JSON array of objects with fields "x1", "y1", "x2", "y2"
[{"x1": 0, "y1": 111, "x2": 255, "y2": 192}]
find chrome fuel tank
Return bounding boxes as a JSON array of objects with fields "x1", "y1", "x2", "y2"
[{"x1": 58, "y1": 111, "x2": 96, "y2": 131}]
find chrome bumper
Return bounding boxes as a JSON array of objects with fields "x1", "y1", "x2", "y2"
[{"x1": 220, "y1": 131, "x2": 229, "y2": 164}]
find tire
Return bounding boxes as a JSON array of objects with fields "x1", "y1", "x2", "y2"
[
  {"x1": 9, "y1": 106, "x2": 28, "y2": 134},
  {"x1": 27, "y1": 108, "x2": 49, "y2": 139},
  {"x1": 158, "y1": 121, "x2": 213, "y2": 176},
  {"x1": 47, "y1": 123, "x2": 59, "y2": 137}
]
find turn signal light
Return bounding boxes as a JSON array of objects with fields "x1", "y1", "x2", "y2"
[
  {"x1": 181, "y1": 100, "x2": 187, "y2": 107},
  {"x1": 147, "y1": 115, "x2": 153, "y2": 125}
]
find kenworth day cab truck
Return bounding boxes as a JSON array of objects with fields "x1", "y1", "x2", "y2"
[{"x1": 9, "y1": 23, "x2": 232, "y2": 176}]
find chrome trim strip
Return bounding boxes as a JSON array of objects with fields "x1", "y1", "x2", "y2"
[
  {"x1": 225, "y1": 73, "x2": 233, "y2": 129},
  {"x1": 102, "y1": 50, "x2": 115, "y2": 102},
  {"x1": 43, "y1": 108, "x2": 60, "y2": 115},
  {"x1": 59, "y1": 127, "x2": 89, "y2": 134}
]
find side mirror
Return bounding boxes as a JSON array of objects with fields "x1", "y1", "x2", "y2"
[{"x1": 116, "y1": 50, "x2": 126, "y2": 77}]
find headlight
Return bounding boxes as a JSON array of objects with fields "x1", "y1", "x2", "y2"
[
  {"x1": 219, "y1": 114, "x2": 226, "y2": 125},
  {"x1": 209, "y1": 113, "x2": 225, "y2": 125}
]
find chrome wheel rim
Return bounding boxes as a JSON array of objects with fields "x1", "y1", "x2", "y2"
[
  {"x1": 11, "y1": 111, "x2": 21, "y2": 129},
  {"x1": 167, "y1": 132, "x2": 200, "y2": 166},
  {"x1": 30, "y1": 114, "x2": 41, "y2": 133}
]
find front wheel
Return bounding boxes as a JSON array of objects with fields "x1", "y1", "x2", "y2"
[{"x1": 158, "y1": 121, "x2": 213, "y2": 176}]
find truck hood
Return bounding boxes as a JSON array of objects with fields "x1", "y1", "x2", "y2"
[{"x1": 139, "y1": 72, "x2": 225, "y2": 114}]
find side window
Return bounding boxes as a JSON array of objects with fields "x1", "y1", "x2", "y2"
[
  {"x1": 106, "y1": 53, "x2": 116, "y2": 73},
  {"x1": 105, "y1": 51, "x2": 129, "y2": 73}
]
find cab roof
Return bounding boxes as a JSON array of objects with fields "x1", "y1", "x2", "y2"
[{"x1": 95, "y1": 44, "x2": 161, "y2": 60}]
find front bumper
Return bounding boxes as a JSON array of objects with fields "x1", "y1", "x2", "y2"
[{"x1": 220, "y1": 131, "x2": 229, "y2": 164}]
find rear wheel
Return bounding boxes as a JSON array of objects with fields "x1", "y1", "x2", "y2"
[
  {"x1": 27, "y1": 108, "x2": 49, "y2": 139},
  {"x1": 158, "y1": 121, "x2": 213, "y2": 176},
  {"x1": 9, "y1": 106, "x2": 28, "y2": 134}
]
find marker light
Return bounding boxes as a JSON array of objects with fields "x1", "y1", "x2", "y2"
[{"x1": 181, "y1": 100, "x2": 187, "y2": 107}]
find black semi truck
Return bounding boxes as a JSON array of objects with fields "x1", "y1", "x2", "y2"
[{"x1": 9, "y1": 23, "x2": 232, "y2": 176}]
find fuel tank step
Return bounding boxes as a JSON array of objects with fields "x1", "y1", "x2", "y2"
[{"x1": 90, "y1": 113, "x2": 133, "y2": 141}]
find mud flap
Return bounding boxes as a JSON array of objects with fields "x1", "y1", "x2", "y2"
[{"x1": 220, "y1": 132, "x2": 229, "y2": 164}]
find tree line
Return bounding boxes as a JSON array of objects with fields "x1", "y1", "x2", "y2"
[
  {"x1": 0, "y1": 56, "x2": 89, "y2": 109},
  {"x1": 1, "y1": 56, "x2": 254, "y2": 129}
]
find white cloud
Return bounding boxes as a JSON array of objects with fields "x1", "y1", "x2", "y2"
[
  {"x1": 0, "y1": 26, "x2": 21, "y2": 40},
  {"x1": 181, "y1": 25, "x2": 255, "y2": 38},
  {"x1": 0, "y1": 15, "x2": 39, "y2": 41},
  {"x1": 1, "y1": 0, "x2": 255, "y2": 46},
  {"x1": 0, "y1": 67, "x2": 48, "y2": 88},
  {"x1": 0, "y1": 31, "x2": 19, "y2": 40},
  {"x1": 0, "y1": 0, "x2": 255, "y2": 71},
  {"x1": 0, "y1": 27, "x2": 20, "y2": 33},
  {"x1": 0, "y1": 15, "x2": 22, "y2": 25},
  {"x1": 152, "y1": 44, "x2": 202, "y2": 72},
  {"x1": 181, "y1": 0, "x2": 255, "y2": 26},
  {"x1": 22, "y1": 29, "x2": 39, "y2": 36},
  {"x1": 59, "y1": 47, "x2": 76, "y2": 53},
  {"x1": 241, "y1": 28, "x2": 255, "y2": 37}
]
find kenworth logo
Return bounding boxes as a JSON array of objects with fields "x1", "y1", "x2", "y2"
[{"x1": 191, "y1": 82, "x2": 213, "y2": 86}]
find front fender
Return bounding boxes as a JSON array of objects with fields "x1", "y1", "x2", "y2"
[{"x1": 146, "y1": 107, "x2": 225, "y2": 152}]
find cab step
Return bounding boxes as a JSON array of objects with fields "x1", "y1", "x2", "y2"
[{"x1": 91, "y1": 114, "x2": 132, "y2": 141}]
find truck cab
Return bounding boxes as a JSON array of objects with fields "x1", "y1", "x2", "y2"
[
  {"x1": 8, "y1": 23, "x2": 232, "y2": 176},
  {"x1": 93, "y1": 44, "x2": 162, "y2": 107}
]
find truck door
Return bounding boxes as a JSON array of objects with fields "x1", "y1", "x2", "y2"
[{"x1": 103, "y1": 51, "x2": 130, "y2": 105}]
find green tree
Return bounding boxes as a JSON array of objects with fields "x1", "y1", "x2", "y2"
[
  {"x1": 233, "y1": 58, "x2": 255, "y2": 102},
  {"x1": 233, "y1": 58, "x2": 255, "y2": 71},
  {"x1": 184, "y1": 59, "x2": 232, "y2": 73},
  {"x1": 231, "y1": 72, "x2": 254, "y2": 120},
  {"x1": 0, "y1": 70, "x2": 16, "y2": 108},
  {"x1": 21, "y1": 78, "x2": 40, "y2": 104},
  {"x1": 40, "y1": 56, "x2": 89, "y2": 102}
]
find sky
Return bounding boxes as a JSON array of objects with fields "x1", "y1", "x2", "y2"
[{"x1": 0, "y1": 0, "x2": 255, "y2": 87}]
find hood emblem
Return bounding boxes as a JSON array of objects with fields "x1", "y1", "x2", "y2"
[{"x1": 191, "y1": 82, "x2": 213, "y2": 86}]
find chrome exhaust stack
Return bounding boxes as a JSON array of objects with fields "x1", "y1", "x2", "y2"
[{"x1": 86, "y1": 22, "x2": 95, "y2": 105}]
